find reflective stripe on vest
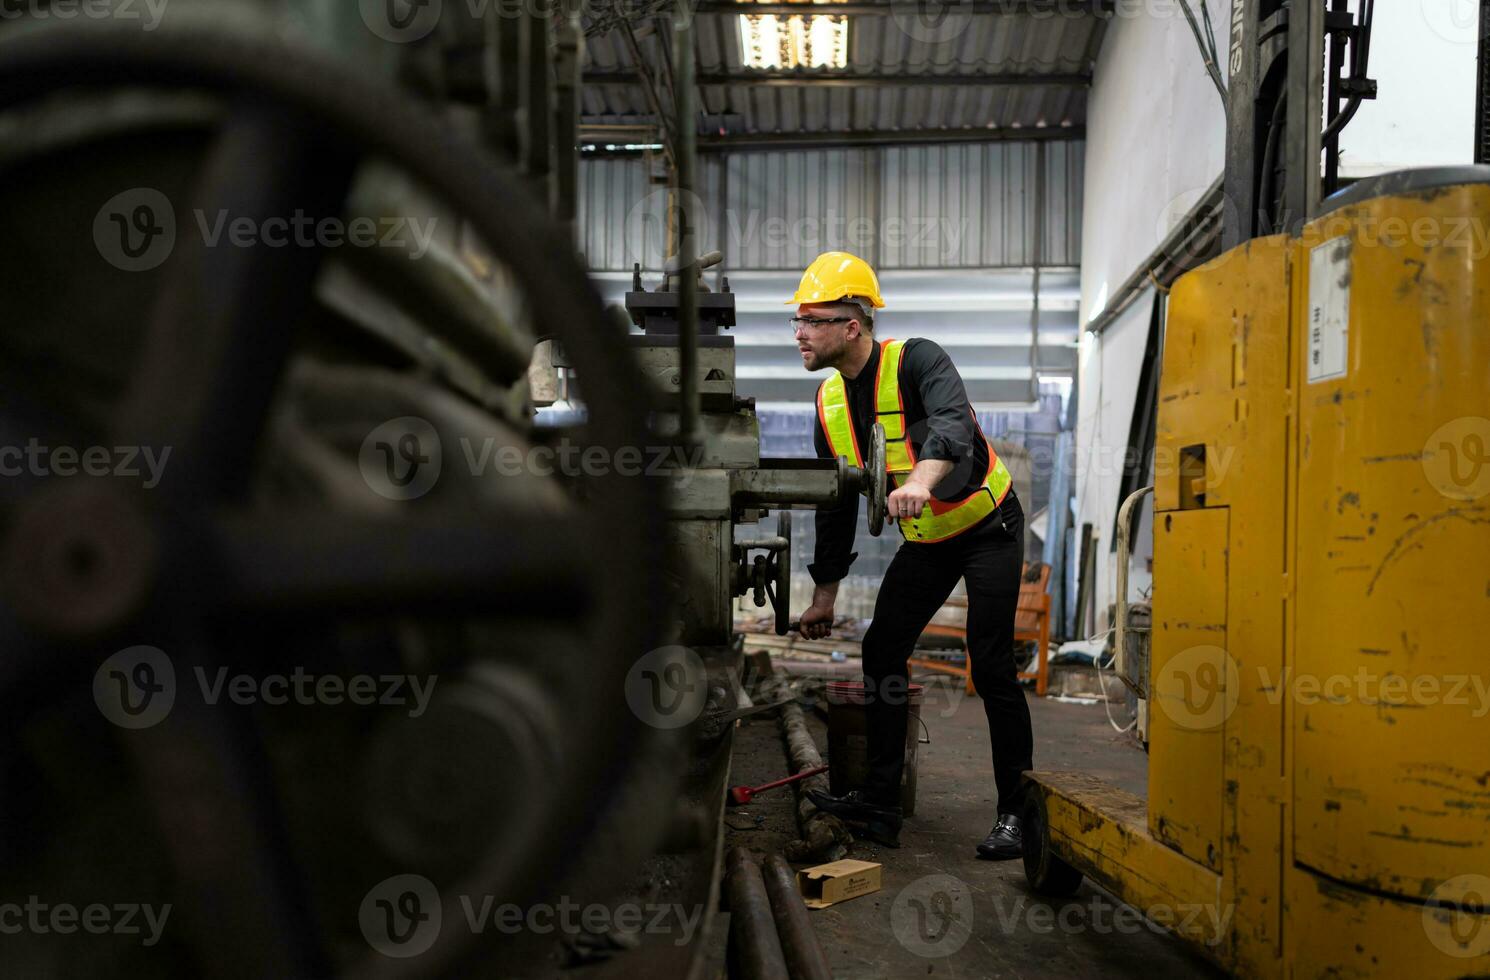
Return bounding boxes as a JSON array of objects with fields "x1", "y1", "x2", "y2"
[{"x1": 816, "y1": 338, "x2": 1013, "y2": 544}]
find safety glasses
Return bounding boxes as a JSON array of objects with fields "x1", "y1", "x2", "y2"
[{"x1": 789, "y1": 316, "x2": 849, "y2": 333}]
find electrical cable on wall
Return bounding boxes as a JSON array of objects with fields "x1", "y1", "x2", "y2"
[{"x1": 1178, "y1": 0, "x2": 1229, "y2": 117}]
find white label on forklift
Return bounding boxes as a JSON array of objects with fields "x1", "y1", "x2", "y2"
[{"x1": 1307, "y1": 236, "x2": 1352, "y2": 383}]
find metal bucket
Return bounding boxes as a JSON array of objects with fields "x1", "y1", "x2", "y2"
[{"x1": 825, "y1": 681, "x2": 924, "y2": 816}]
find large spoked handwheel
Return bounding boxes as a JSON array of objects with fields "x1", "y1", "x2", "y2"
[
  {"x1": 865, "y1": 422, "x2": 888, "y2": 537},
  {"x1": 772, "y1": 510, "x2": 792, "y2": 636},
  {"x1": 1022, "y1": 791, "x2": 1084, "y2": 898},
  {"x1": 0, "y1": 21, "x2": 664, "y2": 980}
]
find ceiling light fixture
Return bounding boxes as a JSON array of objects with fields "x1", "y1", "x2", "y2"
[{"x1": 740, "y1": 1, "x2": 848, "y2": 70}]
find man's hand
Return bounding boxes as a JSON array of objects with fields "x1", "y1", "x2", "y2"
[
  {"x1": 887, "y1": 481, "x2": 931, "y2": 521},
  {"x1": 887, "y1": 460, "x2": 955, "y2": 522},
  {"x1": 799, "y1": 603, "x2": 835, "y2": 640}
]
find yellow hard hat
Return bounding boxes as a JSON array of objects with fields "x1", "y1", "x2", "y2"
[{"x1": 787, "y1": 251, "x2": 886, "y2": 309}]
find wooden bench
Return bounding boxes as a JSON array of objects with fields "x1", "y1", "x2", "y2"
[{"x1": 911, "y1": 562, "x2": 1053, "y2": 697}]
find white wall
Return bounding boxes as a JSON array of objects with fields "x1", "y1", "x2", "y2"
[
  {"x1": 1073, "y1": 287, "x2": 1157, "y2": 632},
  {"x1": 1338, "y1": 2, "x2": 1479, "y2": 177},
  {"x1": 1075, "y1": 1, "x2": 1228, "y2": 632},
  {"x1": 1077, "y1": 2, "x2": 1229, "y2": 330}
]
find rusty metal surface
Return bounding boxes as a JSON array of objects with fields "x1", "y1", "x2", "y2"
[
  {"x1": 725, "y1": 848, "x2": 790, "y2": 979},
  {"x1": 1156, "y1": 233, "x2": 1296, "y2": 974},
  {"x1": 0, "y1": 16, "x2": 668, "y2": 979},
  {"x1": 1026, "y1": 772, "x2": 1225, "y2": 956},
  {"x1": 1029, "y1": 183, "x2": 1490, "y2": 977},
  {"x1": 762, "y1": 854, "x2": 832, "y2": 980},
  {"x1": 1147, "y1": 508, "x2": 1228, "y2": 872},
  {"x1": 1290, "y1": 184, "x2": 1490, "y2": 916}
]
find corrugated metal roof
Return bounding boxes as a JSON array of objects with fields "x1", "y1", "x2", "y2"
[
  {"x1": 582, "y1": 9, "x2": 1104, "y2": 136},
  {"x1": 578, "y1": 141, "x2": 1083, "y2": 270}
]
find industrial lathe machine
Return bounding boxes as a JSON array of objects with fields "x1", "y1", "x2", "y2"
[
  {"x1": 0, "y1": 5, "x2": 886, "y2": 976},
  {"x1": 620, "y1": 251, "x2": 887, "y2": 649}
]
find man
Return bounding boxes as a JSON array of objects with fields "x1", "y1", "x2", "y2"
[{"x1": 789, "y1": 251, "x2": 1033, "y2": 859}]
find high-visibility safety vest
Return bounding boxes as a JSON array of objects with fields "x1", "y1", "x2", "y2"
[{"x1": 816, "y1": 339, "x2": 1013, "y2": 543}]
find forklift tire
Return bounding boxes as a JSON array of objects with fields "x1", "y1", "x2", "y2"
[{"x1": 1022, "y1": 793, "x2": 1084, "y2": 897}]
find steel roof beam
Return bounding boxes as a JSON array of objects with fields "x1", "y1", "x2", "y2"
[
  {"x1": 692, "y1": 1, "x2": 1113, "y2": 14},
  {"x1": 580, "y1": 124, "x2": 1085, "y2": 153},
  {"x1": 584, "y1": 70, "x2": 1091, "y2": 87}
]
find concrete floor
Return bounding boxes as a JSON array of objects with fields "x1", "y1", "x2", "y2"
[{"x1": 724, "y1": 679, "x2": 1225, "y2": 979}]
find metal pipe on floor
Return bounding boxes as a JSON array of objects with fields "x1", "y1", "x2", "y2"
[
  {"x1": 762, "y1": 854, "x2": 833, "y2": 980},
  {"x1": 759, "y1": 675, "x2": 853, "y2": 862},
  {"x1": 725, "y1": 848, "x2": 790, "y2": 980}
]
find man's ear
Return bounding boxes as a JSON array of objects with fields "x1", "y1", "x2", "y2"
[{"x1": 845, "y1": 317, "x2": 863, "y2": 341}]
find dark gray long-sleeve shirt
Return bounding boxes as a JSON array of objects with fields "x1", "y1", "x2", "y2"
[{"x1": 809, "y1": 338, "x2": 992, "y2": 584}]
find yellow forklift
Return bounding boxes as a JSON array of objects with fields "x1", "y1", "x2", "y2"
[{"x1": 1021, "y1": 3, "x2": 1490, "y2": 976}]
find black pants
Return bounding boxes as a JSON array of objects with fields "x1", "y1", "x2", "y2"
[{"x1": 860, "y1": 491, "x2": 1033, "y2": 817}]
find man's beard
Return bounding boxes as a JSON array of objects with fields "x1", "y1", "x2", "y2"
[{"x1": 805, "y1": 334, "x2": 849, "y2": 372}]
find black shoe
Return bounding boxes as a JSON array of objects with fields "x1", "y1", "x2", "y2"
[
  {"x1": 976, "y1": 814, "x2": 1023, "y2": 860},
  {"x1": 806, "y1": 789, "x2": 903, "y2": 848}
]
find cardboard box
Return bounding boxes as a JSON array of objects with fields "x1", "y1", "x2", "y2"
[{"x1": 796, "y1": 859, "x2": 882, "y2": 909}]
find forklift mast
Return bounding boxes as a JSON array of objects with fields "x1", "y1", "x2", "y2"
[{"x1": 1223, "y1": 0, "x2": 1378, "y2": 248}]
